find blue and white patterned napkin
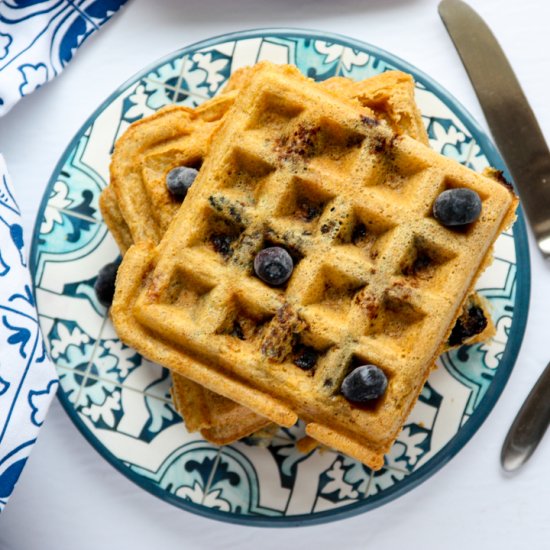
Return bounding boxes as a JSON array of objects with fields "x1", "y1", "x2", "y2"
[
  {"x1": 0, "y1": 0, "x2": 129, "y2": 511},
  {"x1": 0, "y1": 0, "x2": 129, "y2": 116},
  {"x1": 0, "y1": 155, "x2": 57, "y2": 512}
]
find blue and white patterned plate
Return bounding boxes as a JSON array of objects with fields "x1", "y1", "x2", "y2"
[{"x1": 30, "y1": 29, "x2": 530, "y2": 526}]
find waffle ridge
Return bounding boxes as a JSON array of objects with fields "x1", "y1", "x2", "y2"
[{"x1": 111, "y1": 62, "x2": 517, "y2": 468}]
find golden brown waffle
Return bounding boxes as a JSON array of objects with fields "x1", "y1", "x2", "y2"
[
  {"x1": 110, "y1": 62, "x2": 517, "y2": 469},
  {"x1": 102, "y1": 67, "x2": 494, "y2": 446}
]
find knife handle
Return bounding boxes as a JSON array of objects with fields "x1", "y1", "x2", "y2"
[{"x1": 501, "y1": 360, "x2": 550, "y2": 472}]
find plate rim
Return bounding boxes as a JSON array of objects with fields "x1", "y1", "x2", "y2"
[{"x1": 29, "y1": 27, "x2": 531, "y2": 527}]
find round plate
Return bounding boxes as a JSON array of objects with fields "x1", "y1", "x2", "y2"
[{"x1": 30, "y1": 29, "x2": 530, "y2": 526}]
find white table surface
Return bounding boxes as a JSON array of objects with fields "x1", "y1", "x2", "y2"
[{"x1": 1, "y1": 0, "x2": 549, "y2": 547}]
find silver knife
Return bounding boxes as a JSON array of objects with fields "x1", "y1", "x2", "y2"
[{"x1": 439, "y1": 0, "x2": 550, "y2": 472}]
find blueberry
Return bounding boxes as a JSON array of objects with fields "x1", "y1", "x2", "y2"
[
  {"x1": 253, "y1": 246, "x2": 293, "y2": 286},
  {"x1": 294, "y1": 346, "x2": 318, "y2": 370},
  {"x1": 448, "y1": 305, "x2": 488, "y2": 347},
  {"x1": 211, "y1": 233, "x2": 234, "y2": 258},
  {"x1": 433, "y1": 188, "x2": 482, "y2": 227},
  {"x1": 94, "y1": 259, "x2": 121, "y2": 308},
  {"x1": 341, "y1": 365, "x2": 387, "y2": 403},
  {"x1": 166, "y1": 166, "x2": 198, "y2": 199}
]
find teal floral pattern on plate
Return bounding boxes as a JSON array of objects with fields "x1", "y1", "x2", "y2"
[{"x1": 30, "y1": 29, "x2": 530, "y2": 526}]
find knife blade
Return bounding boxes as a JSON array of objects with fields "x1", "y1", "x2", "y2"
[
  {"x1": 439, "y1": 0, "x2": 550, "y2": 473},
  {"x1": 439, "y1": 0, "x2": 550, "y2": 258}
]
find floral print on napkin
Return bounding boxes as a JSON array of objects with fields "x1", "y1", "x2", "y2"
[{"x1": 0, "y1": 0, "x2": 129, "y2": 116}]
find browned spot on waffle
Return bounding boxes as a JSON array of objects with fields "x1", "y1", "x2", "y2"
[
  {"x1": 261, "y1": 304, "x2": 305, "y2": 362},
  {"x1": 274, "y1": 124, "x2": 321, "y2": 161},
  {"x1": 483, "y1": 166, "x2": 514, "y2": 190}
]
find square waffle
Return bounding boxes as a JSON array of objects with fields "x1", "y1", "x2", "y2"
[
  {"x1": 110, "y1": 62, "x2": 516, "y2": 468},
  {"x1": 102, "y1": 67, "x2": 494, "y2": 446}
]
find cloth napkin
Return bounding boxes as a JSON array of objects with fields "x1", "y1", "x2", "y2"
[
  {"x1": 0, "y1": 155, "x2": 57, "y2": 512},
  {"x1": 0, "y1": 0, "x2": 129, "y2": 511},
  {"x1": 0, "y1": 0, "x2": 129, "y2": 117}
]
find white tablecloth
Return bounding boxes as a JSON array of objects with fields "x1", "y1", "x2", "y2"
[{"x1": 1, "y1": 0, "x2": 549, "y2": 547}]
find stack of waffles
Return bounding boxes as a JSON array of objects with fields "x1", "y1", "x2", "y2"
[{"x1": 101, "y1": 62, "x2": 517, "y2": 469}]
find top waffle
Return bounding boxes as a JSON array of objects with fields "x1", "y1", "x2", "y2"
[{"x1": 111, "y1": 62, "x2": 516, "y2": 468}]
